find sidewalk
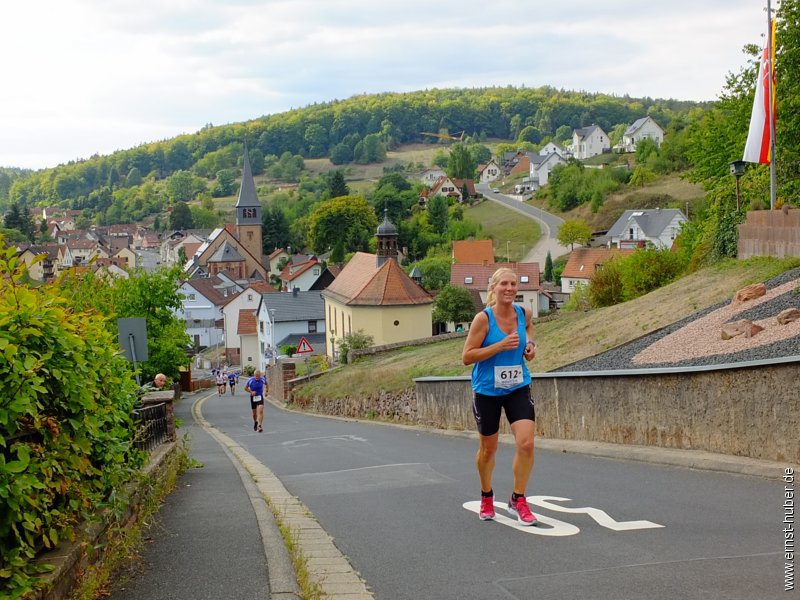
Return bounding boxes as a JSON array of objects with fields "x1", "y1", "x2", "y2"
[{"x1": 109, "y1": 389, "x2": 298, "y2": 600}]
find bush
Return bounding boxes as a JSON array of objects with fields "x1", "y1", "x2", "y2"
[
  {"x1": 619, "y1": 248, "x2": 683, "y2": 300},
  {"x1": 336, "y1": 330, "x2": 374, "y2": 364},
  {"x1": 280, "y1": 344, "x2": 298, "y2": 357},
  {"x1": 0, "y1": 247, "x2": 144, "y2": 598},
  {"x1": 588, "y1": 257, "x2": 625, "y2": 307},
  {"x1": 562, "y1": 282, "x2": 591, "y2": 312}
]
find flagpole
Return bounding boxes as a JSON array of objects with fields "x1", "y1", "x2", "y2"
[{"x1": 767, "y1": 0, "x2": 777, "y2": 209}]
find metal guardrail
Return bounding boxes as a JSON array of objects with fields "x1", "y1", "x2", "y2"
[{"x1": 132, "y1": 402, "x2": 169, "y2": 451}]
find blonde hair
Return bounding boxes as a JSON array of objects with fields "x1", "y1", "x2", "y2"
[{"x1": 485, "y1": 267, "x2": 517, "y2": 307}]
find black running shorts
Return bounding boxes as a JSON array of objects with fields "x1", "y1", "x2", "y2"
[{"x1": 472, "y1": 385, "x2": 535, "y2": 436}]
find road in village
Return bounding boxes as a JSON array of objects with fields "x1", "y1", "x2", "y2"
[
  {"x1": 183, "y1": 389, "x2": 788, "y2": 600},
  {"x1": 475, "y1": 182, "x2": 572, "y2": 265}
]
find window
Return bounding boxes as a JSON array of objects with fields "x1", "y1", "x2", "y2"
[
  {"x1": 520, "y1": 275, "x2": 529, "y2": 283},
  {"x1": 465, "y1": 276, "x2": 473, "y2": 284},
  {"x1": 308, "y1": 321, "x2": 317, "y2": 333},
  {"x1": 242, "y1": 208, "x2": 257, "y2": 219},
  {"x1": 514, "y1": 295, "x2": 523, "y2": 302},
  {"x1": 313, "y1": 267, "x2": 320, "y2": 276},
  {"x1": 187, "y1": 293, "x2": 196, "y2": 301},
  {"x1": 247, "y1": 294, "x2": 253, "y2": 301}
]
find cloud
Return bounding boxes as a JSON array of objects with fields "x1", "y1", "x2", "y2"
[{"x1": 0, "y1": 0, "x2": 766, "y2": 169}]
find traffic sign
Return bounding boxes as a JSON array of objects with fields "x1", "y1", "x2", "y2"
[{"x1": 296, "y1": 337, "x2": 314, "y2": 354}]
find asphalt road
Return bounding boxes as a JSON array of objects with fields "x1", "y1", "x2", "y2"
[
  {"x1": 201, "y1": 394, "x2": 788, "y2": 600},
  {"x1": 475, "y1": 182, "x2": 572, "y2": 264}
]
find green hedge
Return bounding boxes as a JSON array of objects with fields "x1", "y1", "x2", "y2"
[{"x1": 0, "y1": 247, "x2": 145, "y2": 598}]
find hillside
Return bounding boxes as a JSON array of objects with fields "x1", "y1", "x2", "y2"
[{"x1": 294, "y1": 257, "x2": 800, "y2": 401}]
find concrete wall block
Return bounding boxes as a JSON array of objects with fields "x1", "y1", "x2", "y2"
[{"x1": 415, "y1": 361, "x2": 800, "y2": 463}]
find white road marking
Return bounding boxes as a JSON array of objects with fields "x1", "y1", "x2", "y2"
[
  {"x1": 463, "y1": 495, "x2": 664, "y2": 536},
  {"x1": 281, "y1": 434, "x2": 368, "y2": 448},
  {"x1": 529, "y1": 496, "x2": 664, "y2": 531}
]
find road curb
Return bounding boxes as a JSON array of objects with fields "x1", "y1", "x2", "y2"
[{"x1": 193, "y1": 394, "x2": 374, "y2": 599}]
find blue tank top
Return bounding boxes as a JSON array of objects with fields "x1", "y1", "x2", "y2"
[{"x1": 471, "y1": 304, "x2": 531, "y2": 396}]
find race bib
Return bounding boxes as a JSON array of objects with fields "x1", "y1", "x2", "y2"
[{"x1": 494, "y1": 365, "x2": 523, "y2": 389}]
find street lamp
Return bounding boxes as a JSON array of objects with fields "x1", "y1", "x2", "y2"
[
  {"x1": 506, "y1": 240, "x2": 510, "y2": 263},
  {"x1": 729, "y1": 160, "x2": 747, "y2": 212}
]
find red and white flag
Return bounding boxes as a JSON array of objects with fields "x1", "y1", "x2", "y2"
[{"x1": 743, "y1": 20, "x2": 776, "y2": 164}]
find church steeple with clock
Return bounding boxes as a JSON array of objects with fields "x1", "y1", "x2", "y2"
[{"x1": 235, "y1": 146, "x2": 263, "y2": 262}]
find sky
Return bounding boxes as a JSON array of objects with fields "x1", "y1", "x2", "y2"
[{"x1": 0, "y1": 0, "x2": 770, "y2": 171}]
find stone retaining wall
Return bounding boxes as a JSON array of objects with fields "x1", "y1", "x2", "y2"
[{"x1": 415, "y1": 357, "x2": 800, "y2": 464}]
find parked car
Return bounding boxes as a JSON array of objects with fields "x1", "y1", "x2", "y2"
[{"x1": 491, "y1": 188, "x2": 500, "y2": 193}]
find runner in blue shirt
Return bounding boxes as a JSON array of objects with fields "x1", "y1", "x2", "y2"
[
  {"x1": 462, "y1": 267, "x2": 538, "y2": 525},
  {"x1": 244, "y1": 370, "x2": 267, "y2": 432}
]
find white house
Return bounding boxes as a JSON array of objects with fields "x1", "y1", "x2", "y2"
[
  {"x1": 607, "y1": 208, "x2": 688, "y2": 250},
  {"x1": 620, "y1": 117, "x2": 665, "y2": 153},
  {"x1": 420, "y1": 166, "x2": 447, "y2": 185},
  {"x1": 570, "y1": 125, "x2": 610, "y2": 159},
  {"x1": 478, "y1": 159, "x2": 501, "y2": 183},
  {"x1": 539, "y1": 142, "x2": 568, "y2": 158},
  {"x1": 255, "y1": 289, "x2": 326, "y2": 372},
  {"x1": 221, "y1": 281, "x2": 277, "y2": 367},
  {"x1": 531, "y1": 151, "x2": 567, "y2": 187},
  {"x1": 176, "y1": 276, "x2": 243, "y2": 349}
]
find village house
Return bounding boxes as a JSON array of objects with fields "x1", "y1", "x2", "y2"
[
  {"x1": 560, "y1": 247, "x2": 635, "y2": 293},
  {"x1": 607, "y1": 208, "x2": 687, "y2": 250},
  {"x1": 619, "y1": 116, "x2": 665, "y2": 153},
  {"x1": 255, "y1": 289, "x2": 326, "y2": 372},
  {"x1": 320, "y1": 214, "x2": 433, "y2": 362},
  {"x1": 221, "y1": 281, "x2": 277, "y2": 367},
  {"x1": 570, "y1": 125, "x2": 610, "y2": 159}
]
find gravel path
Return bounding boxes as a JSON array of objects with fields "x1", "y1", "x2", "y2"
[{"x1": 553, "y1": 266, "x2": 800, "y2": 372}]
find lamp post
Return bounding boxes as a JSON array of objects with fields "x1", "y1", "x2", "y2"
[
  {"x1": 506, "y1": 240, "x2": 510, "y2": 263},
  {"x1": 729, "y1": 160, "x2": 746, "y2": 212}
]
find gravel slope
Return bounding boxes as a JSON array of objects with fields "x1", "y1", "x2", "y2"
[{"x1": 553, "y1": 266, "x2": 800, "y2": 372}]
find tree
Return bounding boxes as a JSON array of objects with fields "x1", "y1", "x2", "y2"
[
  {"x1": 447, "y1": 143, "x2": 476, "y2": 180},
  {"x1": 166, "y1": 170, "x2": 199, "y2": 202},
  {"x1": 307, "y1": 195, "x2": 378, "y2": 254},
  {"x1": 432, "y1": 284, "x2": 475, "y2": 325},
  {"x1": 588, "y1": 257, "x2": 625, "y2": 307},
  {"x1": 213, "y1": 168, "x2": 238, "y2": 197},
  {"x1": 427, "y1": 195, "x2": 449, "y2": 235},
  {"x1": 629, "y1": 165, "x2": 657, "y2": 187},
  {"x1": 413, "y1": 254, "x2": 451, "y2": 290},
  {"x1": 556, "y1": 219, "x2": 592, "y2": 250},
  {"x1": 262, "y1": 205, "x2": 293, "y2": 253},
  {"x1": 544, "y1": 251, "x2": 553, "y2": 282},
  {"x1": 326, "y1": 170, "x2": 349, "y2": 199},
  {"x1": 3, "y1": 202, "x2": 34, "y2": 241},
  {"x1": 169, "y1": 201, "x2": 194, "y2": 230}
]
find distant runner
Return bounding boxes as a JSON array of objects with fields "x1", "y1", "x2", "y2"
[{"x1": 244, "y1": 370, "x2": 267, "y2": 433}]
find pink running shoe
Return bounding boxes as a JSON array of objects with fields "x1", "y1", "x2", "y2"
[
  {"x1": 479, "y1": 495, "x2": 495, "y2": 521},
  {"x1": 508, "y1": 495, "x2": 538, "y2": 526}
]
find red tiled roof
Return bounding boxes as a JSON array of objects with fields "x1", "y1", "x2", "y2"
[
  {"x1": 237, "y1": 309, "x2": 257, "y2": 335},
  {"x1": 453, "y1": 240, "x2": 494, "y2": 265},
  {"x1": 323, "y1": 252, "x2": 433, "y2": 306},
  {"x1": 561, "y1": 248, "x2": 635, "y2": 279},
  {"x1": 450, "y1": 262, "x2": 540, "y2": 291}
]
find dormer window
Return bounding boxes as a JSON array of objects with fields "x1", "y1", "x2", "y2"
[
  {"x1": 520, "y1": 275, "x2": 529, "y2": 283},
  {"x1": 465, "y1": 277, "x2": 473, "y2": 284}
]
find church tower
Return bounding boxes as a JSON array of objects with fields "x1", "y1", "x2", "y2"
[
  {"x1": 375, "y1": 209, "x2": 399, "y2": 268},
  {"x1": 235, "y1": 147, "x2": 263, "y2": 263}
]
